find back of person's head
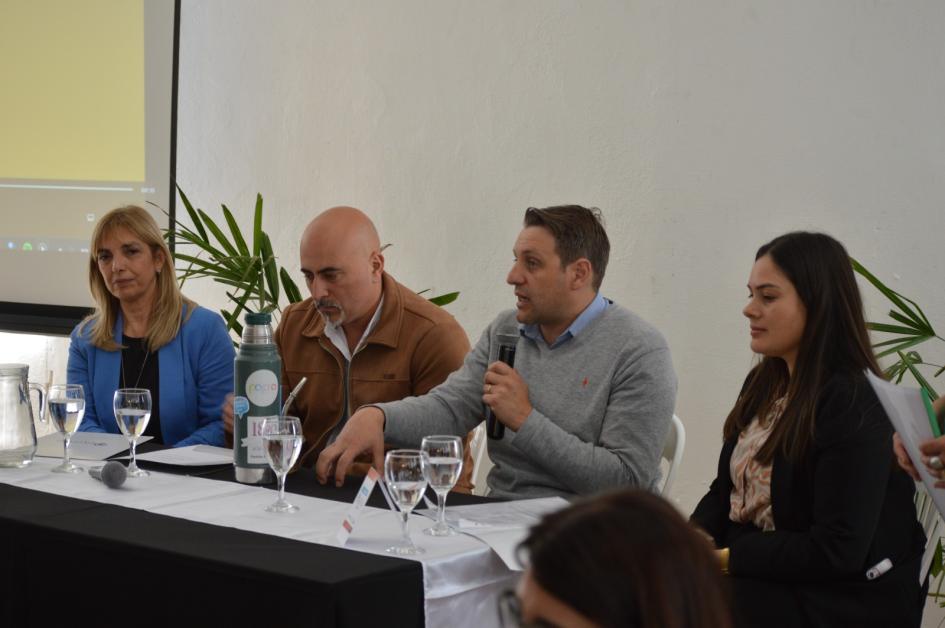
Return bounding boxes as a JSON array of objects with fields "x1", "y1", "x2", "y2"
[
  {"x1": 523, "y1": 205, "x2": 610, "y2": 291},
  {"x1": 725, "y1": 231, "x2": 880, "y2": 461},
  {"x1": 517, "y1": 490, "x2": 732, "y2": 628},
  {"x1": 85, "y1": 205, "x2": 189, "y2": 351}
]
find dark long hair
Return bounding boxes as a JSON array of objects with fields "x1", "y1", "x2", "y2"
[
  {"x1": 723, "y1": 232, "x2": 881, "y2": 463},
  {"x1": 519, "y1": 490, "x2": 733, "y2": 628}
]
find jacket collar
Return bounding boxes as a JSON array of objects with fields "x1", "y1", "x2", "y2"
[{"x1": 299, "y1": 272, "x2": 402, "y2": 350}]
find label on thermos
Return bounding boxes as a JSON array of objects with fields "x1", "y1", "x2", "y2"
[{"x1": 233, "y1": 368, "x2": 279, "y2": 468}]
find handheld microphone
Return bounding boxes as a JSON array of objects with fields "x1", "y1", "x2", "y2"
[
  {"x1": 89, "y1": 461, "x2": 128, "y2": 489},
  {"x1": 486, "y1": 334, "x2": 518, "y2": 440}
]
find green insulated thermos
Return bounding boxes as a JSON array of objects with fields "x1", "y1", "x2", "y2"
[{"x1": 233, "y1": 312, "x2": 280, "y2": 484}]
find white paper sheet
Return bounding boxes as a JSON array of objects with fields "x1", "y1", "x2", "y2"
[
  {"x1": 34, "y1": 432, "x2": 151, "y2": 461},
  {"x1": 446, "y1": 497, "x2": 570, "y2": 569},
  {"x1": 133, "y1": 445, "x2": 233, "y2": 466},
  {"x1": 866, "y1": 371, "x2": 945, "y2": 521}
]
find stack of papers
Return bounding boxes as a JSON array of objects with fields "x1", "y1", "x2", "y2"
[
  {"x1": 35, "y1": 432, "x2": 150, "y2": 461},
  {"x1": 133, "y1": 445, "x2": 233, "y2": 466}
]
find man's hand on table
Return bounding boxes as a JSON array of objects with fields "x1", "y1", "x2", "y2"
[{"x1": 316, "y1": 407, "x2": 386, "y2": 487}]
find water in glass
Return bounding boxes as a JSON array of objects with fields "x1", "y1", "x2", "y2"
[
  {"x1": 421, "y1": 435, "x2": 463, "y2": 536},
  {"x1": 48, "y1": 384, "x2": 85, "y2": 474},
  {"x1": 385, "y1": 449, "x2": 429, "y2": 555},
  {"x1": 261, "y1": 417, "x2": 302, "y2": 513},
  {"x1": 113, "y1": 388, "x2": 151, "y2": 477}
]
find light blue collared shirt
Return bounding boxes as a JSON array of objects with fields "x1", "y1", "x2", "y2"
[{"x1": 521, "y1": 293, "x2": 610, "y2": 349}]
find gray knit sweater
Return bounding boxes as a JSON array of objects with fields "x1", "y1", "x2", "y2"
[{"x1": 378, "y1": 304, "x2": 677, "y2": 499}]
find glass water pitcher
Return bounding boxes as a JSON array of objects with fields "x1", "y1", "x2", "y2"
[{"x1": 0, "y1": 363, "x2": 47, "y2": 467}]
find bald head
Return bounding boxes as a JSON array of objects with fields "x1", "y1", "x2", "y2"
[
  {"x1": 299, "y1": 206, "x2": 385, "y2": 332},
  {"x1": 302, "y1": 206, "x2": 381, "y2": 258}
]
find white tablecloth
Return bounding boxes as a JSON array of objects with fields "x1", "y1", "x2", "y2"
[{"x1": 0, "y1": 458, "x2": 517, "y2": 628}]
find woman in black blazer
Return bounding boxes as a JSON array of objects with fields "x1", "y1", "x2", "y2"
[{"x1": 691, "y1": 232, "x2": 927, "y2": 627}]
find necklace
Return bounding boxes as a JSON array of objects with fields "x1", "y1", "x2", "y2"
[{"x1": 121, "y1": 340, "x2": 152, "y2": 389}]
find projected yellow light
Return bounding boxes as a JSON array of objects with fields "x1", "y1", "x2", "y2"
[{"x1": 0, "y1": 0, "x2": 146, "y2": 182}]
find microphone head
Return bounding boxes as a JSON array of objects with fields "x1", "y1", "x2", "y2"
[{"x1": 99, "y1": 460, "x2": 127, "y2": 489}]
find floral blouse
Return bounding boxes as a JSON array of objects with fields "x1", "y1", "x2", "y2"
[{"x1": 729, "y1": 397, "x2": 787, "y2": 531}]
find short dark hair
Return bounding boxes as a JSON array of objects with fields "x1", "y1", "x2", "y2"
[
  {"x1": 523, "y1": 205, "x2": 610, "y2": 291},
  {"x1": 519, "y1": 490, "x2": 733, "y2": 628}
]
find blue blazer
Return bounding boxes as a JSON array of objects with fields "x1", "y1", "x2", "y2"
[{"x1": 68, "y1": 305, "x2": 234, "y2": 447}]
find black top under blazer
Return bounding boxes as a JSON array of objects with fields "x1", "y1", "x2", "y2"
[{"x1": 691, "y1": 371, "x2": 927, "y2": 627}]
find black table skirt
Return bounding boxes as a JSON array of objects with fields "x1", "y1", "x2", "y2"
[{"x1": 0, "y1": 459, "x2": 494, "y2": 628}]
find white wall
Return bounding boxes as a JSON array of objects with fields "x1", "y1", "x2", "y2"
[{"x1": 171, "y1": 0, "x2": 945, "y2": 514}]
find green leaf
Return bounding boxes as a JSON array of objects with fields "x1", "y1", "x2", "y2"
[
  {"x1": 169, "y1": 226, "x2": 240, "y2": 267},
  {"x1": 259, "y1": 232, "x2": 280, "y2": 306},
  {"x1": 252, "y1": 194, "x2": 263, "y2": 257},
  {"x1": 221, "y1": 204, "x2": 250, "y2": 256},
  {"x1": 852, "y1": 258, "x2": 927, "y2": 329},
  {"x1": 875, "y1": 335, "x2": 932, "y2": 359},
  {"x1": 901, "y1": 352, "x2": 940, "y2": 399},
  {"x1": 172, "y1": 253, "x2": 247, "y2": 282},
  {"x1": 224, "y1": 279, "x2": 258, "y2": 333},
  {"x1": 883, "y1": 362, "x2": 905, "y2": 380},
  {"x1": 867, "y1": 322, "x2": 923, "y2": 336},
  {"x1": 427, "y1": 291, "x2": 459, "y2": 307},
  {"x1": 872, "y1": 335, "x2": 929, "y2": 350},
  {"x1": 280, "y1": 267, "x2": 303, "y2": 303},
  {"x1": 177, "y1": 185, "x2": 208, "y2": 242},
  {"x1": 887, "y1": 311, "x2": 933, "y2": 335},
  {"x1": 197, "y1": 209, "x2": 240, "y2": 258},
  {"x1": 930, "y1": 538, "x2": 943, "y2": 579}
]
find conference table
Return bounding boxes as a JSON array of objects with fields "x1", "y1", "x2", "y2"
[{"x1": 0, "y1": 448, "x2": 522, "y2": 627}]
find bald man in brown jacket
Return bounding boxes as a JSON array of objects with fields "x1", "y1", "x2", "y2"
[{"x1": 225, "y1": 207, "x2": 475, "y2": 490}]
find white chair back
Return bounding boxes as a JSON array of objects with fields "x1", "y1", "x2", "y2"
[
  {"x1": 660, "y1": 414, "x2": 686, "y2": 497},
  {"x1": 469, "y1": 423, "x2": 492, "y2": 496}
]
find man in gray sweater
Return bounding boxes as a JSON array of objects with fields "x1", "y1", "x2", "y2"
[{"x1": 317, "y1": 205, "x2": 677, "y2": 499}]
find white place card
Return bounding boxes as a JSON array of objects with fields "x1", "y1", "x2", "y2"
[{"x1": 336, "y1": 467, "x2": 381, "y2": 546}]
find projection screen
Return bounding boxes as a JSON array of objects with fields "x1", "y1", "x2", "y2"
[{"x1": 0, "y1": 0, "x2": 179, "y2": 334}]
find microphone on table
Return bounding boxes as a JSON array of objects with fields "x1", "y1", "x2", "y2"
[
  {"x1": 89, "y1": 461, "x2": 128, "y2": 489},
  {"x1": 485, "y1": 333, "x2": 519, "y2": 440}
]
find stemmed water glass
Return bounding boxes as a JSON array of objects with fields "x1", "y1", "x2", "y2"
[
  {"x1": 385, "y1": 449, "x2": 429, "y2": 555},
  {"x1": 262, "y1": 416, "x2": 303, "y2": 513},
  {"x1": 421, "y1": 435, "x2": 463, "y2": 536},
  {"x1": 113, "y1": 388, "x2": 151, "y2": 477},
  {"x1": 48, "y1": 384, "x2": 85, "y2": 474}
]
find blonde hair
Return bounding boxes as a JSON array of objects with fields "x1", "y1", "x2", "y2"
[{"x1": 81, "y1": 205, "x2": 194, "y2": 351}]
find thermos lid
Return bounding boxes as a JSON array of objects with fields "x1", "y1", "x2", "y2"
[{"x1": 244, "y1": 312, "x2": 272, "y2": 325}]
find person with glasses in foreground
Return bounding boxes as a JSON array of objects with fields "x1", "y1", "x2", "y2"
[
  {"x1": 499, "y1": 489, "x2": 733, "y2": 628},
  {"x1": 691, "y1": 232, "x2": 927, "y2": 627}
]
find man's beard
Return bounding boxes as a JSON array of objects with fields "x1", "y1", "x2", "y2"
[{"x1": 315, "y1": 298, "x2": 346, "y2": 327}]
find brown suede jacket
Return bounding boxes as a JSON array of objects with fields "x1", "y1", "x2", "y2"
[{"x1": 275, "y1": 272, "x2": 476, "y2": 491}]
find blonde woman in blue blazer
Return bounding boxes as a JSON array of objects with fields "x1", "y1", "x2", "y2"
[{"x1": 68, "y1": 206, "x2": 233, "y2": 447}]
